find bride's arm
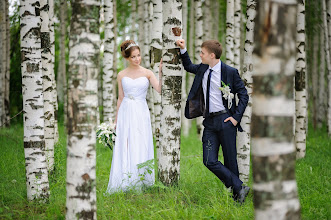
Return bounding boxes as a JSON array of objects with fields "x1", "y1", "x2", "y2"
[
  {"x1": 114, "y1": 74, "x2": 124, "y2": 125},
  {"x1": 149, "y1": 60, "x2": 163, "y2": 94}
]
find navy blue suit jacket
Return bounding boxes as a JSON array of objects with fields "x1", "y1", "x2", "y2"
[{"x1": 181, "y1": 51, "x2": 248, "y2": 132}]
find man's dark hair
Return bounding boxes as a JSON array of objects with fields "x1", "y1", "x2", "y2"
[{"x1": 201, "y1": 40, "x2": 222, "y2": 59}]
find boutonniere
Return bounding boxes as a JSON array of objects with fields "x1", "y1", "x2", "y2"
[{"x1": 219, "y1": 81, "x2": 234, "y2": 109}]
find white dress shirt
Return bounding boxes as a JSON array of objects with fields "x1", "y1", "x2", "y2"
[{"x1": 180, "y1": 48, "x2": 225, "y2": 113}]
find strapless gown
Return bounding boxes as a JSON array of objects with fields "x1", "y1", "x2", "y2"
[{"x1": 106, "y1": 76, "x2": 155, "y2": 193}]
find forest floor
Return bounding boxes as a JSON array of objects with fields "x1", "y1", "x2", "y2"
[{"x1": 0, "y1": 121, "x2": 330, "y2": 219}]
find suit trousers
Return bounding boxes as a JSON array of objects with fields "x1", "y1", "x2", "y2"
[{"x1": 202, "y1": 112, "x2": 243, "y2": 194}]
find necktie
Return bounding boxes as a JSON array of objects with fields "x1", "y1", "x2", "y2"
[{"x1": 206, "y1": 69, "x2": 213, "y2": 116}]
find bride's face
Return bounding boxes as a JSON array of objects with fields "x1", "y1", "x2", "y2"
[{"x1": 127, "y1": 49, "x2": 141, "y2": 66}]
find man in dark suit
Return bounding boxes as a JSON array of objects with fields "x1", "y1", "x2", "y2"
[{"x1": 176, "y1": 39, "x2": 250, "y2": 204}]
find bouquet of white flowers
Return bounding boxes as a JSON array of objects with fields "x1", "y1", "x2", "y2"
[
  {"x1": 219, "y1": 81, "x2": 234, "y2": 109},
  {"x1": 96, "y1": 118, "x2": 116, "y2": 150}
]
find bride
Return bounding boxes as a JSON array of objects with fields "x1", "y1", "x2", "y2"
[{"x1": 106, "y1": 40, "x2": 162, "y2": 193}]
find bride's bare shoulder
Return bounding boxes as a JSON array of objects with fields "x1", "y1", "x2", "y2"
[{"x1": 117, "y1": 69, "x2": 128, "y2": 80}]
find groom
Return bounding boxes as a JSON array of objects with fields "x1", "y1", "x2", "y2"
[{"x1": 176, "y1": 39, "x2": 250, "y2": 204}]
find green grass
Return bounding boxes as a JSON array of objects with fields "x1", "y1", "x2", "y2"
[{"x1": 0, "y1": 122, "x2": 330, "y2": 219}]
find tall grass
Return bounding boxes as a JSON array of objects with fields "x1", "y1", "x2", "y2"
[{"x1": 0, "y1": 122, "x2": 330, "y2": 219}]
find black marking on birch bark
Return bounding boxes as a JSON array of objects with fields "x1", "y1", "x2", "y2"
[
  {"x1": 164, "y1": 76, "x2": 182, "y2": 110},
  {"x1": 252, "y1": 75, "x2": 293, "y2": 99},
  {"x1": 162, "y1": 33, "x2": 173, "y2": 44},
  {"x1": 251, "y1": 115, "x2": 293, "y2": 142},
  {"x1": 163, "y1": 17, "x2": 182, "y2": 26},
  {"x1": 150, "y1": 47, "x2": 162, "y2": 68},
  {"x1": 252, "y1": 152, "x2": 296, "y2": 183},
  {"x1": 151, "y1": 38, "x2": 162, "y2": 46},
  {"x1": 41, "y1": 32, "x2": 50, "y2": 49},
  {"x1": 26, "y1": 62, "x2": 40, "y2": 73},
  {"x1": 295, "y1": 69, "x2": 305, "y2": 91},
  {"x1": 76, "y1": 210, "x2": 96, "y2": 219},
  {"x1": 253, "y1": 187, "x2": 299, "y2": 212},
  {"x1": 22, "y1": 27, "x2": 41, "y2": 40},
  {"x1": 24, "y1": 141, "x2": 45, "y2": 149},
  {"x1": 72, "y1": 179, "x2": 95, "y2": 200}
]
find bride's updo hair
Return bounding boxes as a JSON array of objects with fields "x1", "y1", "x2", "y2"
[{"x1": 120, "y1": 40, "x2": 140, "y2": 58}]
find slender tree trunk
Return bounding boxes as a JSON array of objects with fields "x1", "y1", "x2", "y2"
[
  {"x1": 251, "y1": 1, "x2": 301, "y2": 219},
  {"x1": 236, "y1": 0, "x2": 256, "y2": 184},
  {"x1": 66, "y1": 0, "x2": 100, "y2": 218},
  {"x1": 0, "y1": 0, "x2": 5, "y2": 126},
  {"x1": 4, "y1": 0, "x2": 9, "y2": 127},
  {"x1": 202, "y1": 0, "x2": 211, "y2": 40},
  {"x1": 41, "y1": 0, "x2": 55, "y2": 171},
  {"x1": 151, "y1": 0, "x2": 162, "y2": 150},
  {"x1": 317, "y1": 25, "x2": 325, "y2": 128},
  {"x1": 112, "y1": 0, "x2": 117, "y2": 114},
  {"x1": 212, "y1": 0, "x2": 219, "y2": 40},
  {"x1": 312, "y1": 34, "x2": 318, "y2": 130},
  {"x1": 131, "y1": 0, "x2": 136, "y2": 40},
  {"x1": 48, "y1": 0, "x2": 58, "y2": 143},
  {"x1": 58, "y1": 0, "x2": 68, "y2": 125},
  {"x1": 137, "y1": 0, "x2": 144, "y2": 62},
  {"x1": 181, "y1": 0, "x2": 190, "y2": 137},
  {"x1": 20, "y1": 0, "x2": 50, "y2": 201},
  {"x1": 159, "y1": 0, "x2": 182, "y2": 186},
  {"x1": 226, "y1": 0, "x2": 234, "y2": 65},
  {"x1": 103, "y1": 0, "x2": 116, "y2": 122},
  {"x1": 233, "y1": 0, "x2": 241, "y2": 70},
  {"x1": 323, "y1": 0, "x2": 331, "y2": 136},
  {"x1": 295, "y1": 0, "x2": 307, "y2": 159},
  {"x1": 194, "y1": 0, "x2": 203, "y2": 139}
]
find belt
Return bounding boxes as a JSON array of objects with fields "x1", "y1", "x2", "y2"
[{"x1": 209, "y1": 109, "x2": 227, "y2": 117}]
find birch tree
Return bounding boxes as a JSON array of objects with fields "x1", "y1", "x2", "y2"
[
  {"x1": 58, "y1": 0, "x2": 68, "y2": 124},
  {"x1": 66, "y1": 0, "x2": 100, "y2": 218},
  {"x1": 236, "y1": 0, "x2": 256, "y2": 184},
  {"x1": 251, "y1": 1, "x2": 301, "y2": 219},
  {"x1": 151, "y1": 0, "x2": 162, "y2": 149},
  {"x1": 103, "y1": 0, "x2": 116, "y2": 122},
  {"x1": 0, "y1": 0, "x2": 5, "y2": 126},
  {"x1": 4, "y1": 0, "x2": 10, "y2": 127},
  {"x1": 159, "y1": 0, "x2": 182, "y2": 186},
  {"x1": 322, "y1": 0, "x2": 331, "y2": 136},
  {"x1": 194, "y1": 0, "x2": 203, "y2": 139},
  {"x1": 49, "y1": 0, "x2": 58, "y2": 143},
  {"x1": 20, "y1": 0, "x2": 50, "y2": 201},
  {"x1": 233, "y1": 0, "x2": 241, "y2": 70},
  {"x1": 130, "y1": 0, "x2": 136, "y2": 40},
  {"x1": 226, "y1": 0, "x2": 234, "y2": 65},
  {"x1": 295, "y1": 0, "x2": 307, "y2": 159},
  {"x1": 317, "y1": 25, "x2": 325, "y2": 128},
  {"x1": 181, "y1": 0, "x2": 190, "y2": 137},
  {"x1": 41, "y1": 0, "x2": 55, "y2": 170}
]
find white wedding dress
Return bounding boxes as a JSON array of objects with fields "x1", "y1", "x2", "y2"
[{"x1": 106, "y1": 76, "x2": 155, "y2": 194}]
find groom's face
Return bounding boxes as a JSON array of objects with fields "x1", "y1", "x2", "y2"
[{"x1": 200, "y1": 47, "x2": 213, "y2": 65}]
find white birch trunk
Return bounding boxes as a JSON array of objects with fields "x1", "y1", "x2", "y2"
[
  {"x1": 103, "y1": 0, "x2": 116, "y2": 122},
  {"x1": 181, "y1": 0, "x2": 189, "y2": 137},
  {"x1": 202, "y1": 0, "x2": 211, "y2": 40},
  {"x1": 112, "y1": 0, "x2": 117, "y2": 116},
  {"x1": 226, "y1": 0, "x2": 235, "y2": 66},
  {"x1": 233, "y1": 0, "x2": 241, "y2": 70},
  {"x1": 151, "y1": 0, "x2": 162, "y2": 150},
  {"x1": 236, "y1": 0, "x2": 256, "y2": 184},
  {"x1": 159, "y1": 0, "x2": 182, "y2": 186},
  {"x1": 48, "y1": 0, "x2": 58, "y2": 143},
  {"x1": 295, "y1": 0, "x2": 307, "y2": 159},
  {"x1": 20, "y1": 0, "x2": 50, "y2": 201},
  {"x1": 323, "y1": 0, "x2": 331, "y2": 136},
  {"x1": 194, "y1": 0, "x2": 203, "y2": 140},
  {"x1": 137, "y1": 0, "x2": 144, "y2": 61},
  {"x1": 317, "y1": 25, "x2": 325, "y2": 128},
  {"x1": 66, "y1": 0, "x2": 100, "y2": 218},
  {"x1": 252, "y1": 2, "x2": 301, "y2": 219},
  {"x1": 41, "y1": 0, "x2": 55, "y2": 171}
]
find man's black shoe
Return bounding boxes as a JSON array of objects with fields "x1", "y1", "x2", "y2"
[{"x1": 234, "y1": 186, "x2": 250, "y2": 205}]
